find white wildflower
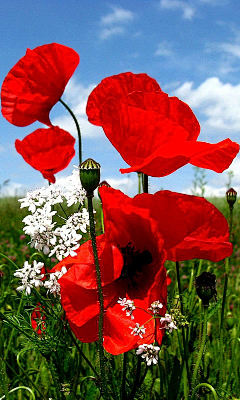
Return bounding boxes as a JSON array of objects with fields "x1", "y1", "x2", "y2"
[
  {"x1": 136, "y1": 344, "x2": 160, "y2": 366},
  {"x1": 117, "y1": 297, "x2": 136, "y2": 319},
  {"x1": 44, "y1": 266, "x2": 67, "y2": 297},
  {"x1": 18, "y1": 187, "x2": 46, "y2": 213},
  {"x1": 148, "y1": 300, "x2": 164, "y2": 314},
  {"x1": 160, "y1": 313, "x2": 178, "y2": 333},
  {"x1": 130, "y1": 323, "x2": 146, "y2": 338},
  {"x1": 14, "y1": 260, "x2": 45, "y2": 295}
]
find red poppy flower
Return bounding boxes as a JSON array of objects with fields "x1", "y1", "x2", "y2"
[
  {"x1": 53, "y1": 187, "x2": 232, "y2": 355},
  {"x1": 31, "y1": 304, "x2": 46, "y2": 335},
  {"x1": 15, "y1": 126, "x2": 75, "y2": 183},
  {"x1": 86, "y1": 72, "x2": 239, "y2": 177},
  {"x1": 1, "y1": 43, "x2": 79, "y2": 127}
]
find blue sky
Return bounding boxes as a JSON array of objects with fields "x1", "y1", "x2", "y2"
[{"x1": 0, "y1": 0, "x2": 240, "y2": 197}]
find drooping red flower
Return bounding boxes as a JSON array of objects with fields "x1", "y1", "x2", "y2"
[
  {"x1": 53, "y1": 187, "x2": 232, "y2": 355},
  {"x1": 86, "y1": 72, "x2": 239, "y2": 177},
  {"x1": 1, "y1": 43, "x2": 79, "y2": 127},
  {"x1": 15, "y1": 126, "x2": 75, "y2": 183}
]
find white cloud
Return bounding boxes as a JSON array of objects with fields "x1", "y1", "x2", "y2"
[
  {"x1": 52, "y1": 78, "x2": 103, "y2": 139},
  {"x1": 99, "y1": 26, "x2": 125, "y2": 40},
  {"x1": 0, "y1": 146, "x2": 5, "y2": 153},
  {"x1": 101, "y1": 7, "x2": 134, "y2": 25},
  {"x1": 154, "y1": 41, "x2": 173, "y2": 57},
  {"x1": 0, "y1": 181, "x2": 26, "y2": 197},
  {"x1": 159, "y1": 0, "x2": 195, "y2": 20},
  {"x1": 174, "y1": 77, "x2": 240, "y2": 132},
  {"x1": 218, "y1": 43, "x2": 240, "y2": 58},
  {"x1": 104, "y1": 175, "x2": 138, "y2": 196},
  {"x1": 99, "y1": 6, "x2": 134, "y2": 40}
]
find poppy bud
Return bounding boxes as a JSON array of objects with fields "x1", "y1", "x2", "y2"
[
  {"x1": 195, "y1": 271, "x2": 217, "y2": 307},
  {"x1": 226, "y1": 312, "x2": 234, "y2": 329},
  {"x1": 80, "y1": 158, "x2": 101, "y2": 196},
  {"x1": 226, "y1": 188, "x2": 237, "y2": 207}
]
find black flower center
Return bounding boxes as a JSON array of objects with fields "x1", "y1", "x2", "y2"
[{"x1": 119, "y1": 242, "x2": 152, "y2": 282}]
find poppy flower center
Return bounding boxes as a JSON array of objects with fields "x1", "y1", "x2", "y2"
[{"x1": 119, "y1": 243, "x2": 152, "y2": 282}]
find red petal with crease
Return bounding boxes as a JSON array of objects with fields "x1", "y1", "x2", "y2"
[
  {"x1": 15, "y1": 126, "x2": 75, "y2": 183},
  {"x1": 87, "y1": 72, "x2": 161, "y2": 126},
  {"x1": 1, "y1": 43, "x2": 79, "y2": 126},
  {"x1": 87, "y1": 72, "x2": 239, "y2": 176}
]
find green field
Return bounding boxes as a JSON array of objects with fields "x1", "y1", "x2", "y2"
[{"x1": 0, "y1": 195, "x2": 240, "y2": 400}]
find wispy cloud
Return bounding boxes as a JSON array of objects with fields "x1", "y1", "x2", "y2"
[
  {"x1": 159, "y1": 0, "x2": 195, "y2": 20},
  {"x1": 154, "y1": 41, "x2": 173, "y2": 57},
  {"x1": 174, "y1": 77, "x2": 240, "y2": 132},
  {"x1": 99, "y1": 6, "x2": 134, "y2": 40},
  {"x1": 101, "y1": 7, "x2": 134, "y2": 25},
  {"x1": 99, "y1": 26, "x2": 125, "y2": 40}
]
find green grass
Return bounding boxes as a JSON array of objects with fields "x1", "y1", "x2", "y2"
[{"x1": 0, "y1": 196, "x2": 240, "y2": 399}]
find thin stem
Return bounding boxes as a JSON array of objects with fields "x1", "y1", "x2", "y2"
[
  {"x1": 192, "y1": 305, "x2": 208, "y2": 386},
  {"x1": 0, "y1": 386, "x2": 35, "y2": 400},
  {"x1": 190, "y1": 383, "x2": 218, "y2": 400},
  {"x1": 137, "y1": 172, "x2": 142, "y2": 194},
  {"x1": 175, "y1": 262, "x2": 191, "y2": 388},
  {"x1": 142, "y1": 174, "x2": 148, "y2": 193},
  {"x1": 220, "y1": 258, "x2": 229, "y2": 332},
  {"x1": 4, "y1": 293, "x2": 24, "y2": 361},
  {"x1": 129, "y1": 357, "x2": 142, "y2": 400},
  {"x1": 121, "y1": 353, "x2": 127, "y2": 400},
  {"x1": 87, "y1": 195, "x2": 110, "y2": 400},
  {"x1": 59, "y1": 98, "x2": 82, "y2": 164}
]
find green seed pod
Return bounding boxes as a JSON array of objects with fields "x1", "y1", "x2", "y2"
[
  {"x1": 80, "y1": 158, "x2": 101, "y2": 195},
  {"x1": 226, "y1": 312, "x2": 234, "y2": 329},
  {"x1": 226, "y1": 188, "x2": 237, "y2": 207}
]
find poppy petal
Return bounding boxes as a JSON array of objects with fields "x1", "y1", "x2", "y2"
[
  {"x1": 87, "y1": 72, "x2": 239, "y2": 177},
  {"x1": 15, "y1": 126, "x2": 75, "y2": 183},
  {"x1": 87, "y1": 72, "x2": 161, "y2": 126},
  {"x1": 1, "y1": 43, "x2": 79, "y2": 126}
]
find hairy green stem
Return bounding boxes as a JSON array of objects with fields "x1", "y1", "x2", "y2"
[
  {"x1": 192, "y1": 305, "x2": 208, "y2": 385},
  {"x1": 59, "y1": 98, "x2": 82, "y2": 164},
  {"x1": 87, "y1": 195, "x2": 110, "y2": 399}
]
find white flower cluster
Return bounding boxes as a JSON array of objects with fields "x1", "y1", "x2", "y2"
[
  {"x1": 160, "y1": 314, "x2": 178, "y2": 333},
  {"x1": 14, "y1": 261, "x2": 45, "y2": 295},
  {"x1": 136, "y1": 344, "x2": 160, "y2": 366},
  {"x1": 117, "y1": 297, "x2": 136, "y2": 320},
  {"x1": 148, "y1": 300, "x2": 163, "y2": 314},
  {"x1": 14, "y1": 261, "x2": 68, "y2": 297},
  {"x1": 44, "y1": 266, "x2": 67, "y2": 297},
  {"x1": 19, "y1": 169, "x2": 89, "y2": 261},
  {"x1": 130, "y1": 323, "x2": 146, "y2": 338}
]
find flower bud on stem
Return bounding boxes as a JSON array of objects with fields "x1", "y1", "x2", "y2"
[{"x1": 80, "y1": 159, "x2": 109, "y2": 399}]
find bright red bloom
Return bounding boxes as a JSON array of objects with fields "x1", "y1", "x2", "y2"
[
  {"x1": 53, "y1": 187, "x2": 232, "y2": 355},
  {"x1": 1, "y1": 43, "x2": 79, "y2": 127},
  {"x1": 15, "y1": 126, "x2": 75, "y2": 183},
  {"x1": 86, "y1": 72, "x2": 239, "y2": 177},
  {"x1": 31, "y1": 304, "x2": 46, "y2": 335}
]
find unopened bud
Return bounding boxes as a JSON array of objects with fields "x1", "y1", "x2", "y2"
[
  {"x1": 80, "y1": 158, "x2": 100, "y2": 195},
  {"x1": 195, "y1": 271, "x2": 217, "y2": 307},
  {"x1": 226, "y1": 188, "x2": 237, "y2": 207}
]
